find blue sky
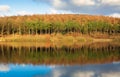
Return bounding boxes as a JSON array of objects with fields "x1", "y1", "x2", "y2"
[
  {"x1": 0, "y1": 0, "x2": 120, "y2": 17},
  {"x1": 0, "y1": 0, "x2": 52, "y2": 16}
]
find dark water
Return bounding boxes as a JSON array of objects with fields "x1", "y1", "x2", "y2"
[{"x1": 0, "y1": 42, "x2": 120, "y2": 77}]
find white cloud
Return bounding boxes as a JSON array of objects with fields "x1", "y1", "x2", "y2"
[
  {"x1": 34, "y1": 0, "x2": 120, "y2": 15},
  {"x1": 109, "y1": 13, "x2": 120, "y2": 18},
  {"x1": 0, "y1": 64, "x2": 10, "y2": 72},
  {"x1": 48, "y1": 8, "x2": 73, "y2": 14},
  {"x1": 71, "y1": 0, "x2": 95, "y2": 6},
  {"x1": 101, "y1": 0, "x2": 120, "y2": 5},
  {"x1": 60, "y1": 10, "x2": 73, "y2": 14},
  {"x1": 0, "y1": 5, "x2": 10, "y2": 12},
  {"x1": 52, "y1": 0, "x2": 66, "y2": 8},
  {"x1": 17, "y1": 11, "x2": 33, "y2": 16},
  {"x1": 49, "y1": 8, "x2": 59, "y2": 14},
  {"x1": 0, "y1": 14, "x2": 4, "y2": 17}
]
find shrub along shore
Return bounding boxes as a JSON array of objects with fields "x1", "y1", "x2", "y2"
[{"x1": 0, "y1": 33, "x2": 119, "y2": 42}]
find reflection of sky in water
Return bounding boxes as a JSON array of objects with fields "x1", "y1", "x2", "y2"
[{"x1": 0, "y1": 62, "x2": 120, "y2": 77}]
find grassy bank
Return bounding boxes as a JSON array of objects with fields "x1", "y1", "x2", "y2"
[{"x1": 0, "y1": 33, "x2": 119, "y2": 43}]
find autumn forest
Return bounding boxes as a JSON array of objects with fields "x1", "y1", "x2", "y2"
[{"x1": 0, "y1": 14, "x2": 120, "y2": 36}]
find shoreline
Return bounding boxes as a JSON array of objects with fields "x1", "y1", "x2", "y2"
[{"x1": 0, "y1": 34, "x2": 119, "y2": 43}]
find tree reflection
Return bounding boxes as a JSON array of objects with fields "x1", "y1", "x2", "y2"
[{"x1": 0, "y1": 42, "x2": 119, "y2": 65}]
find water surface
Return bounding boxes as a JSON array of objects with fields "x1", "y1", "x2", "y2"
[
  {"x1": 0, "y1": 42, "x2": 120, "y2": 77},
  {"x1": 0, "y1": 63, "x2": 120, "y2": 77}
]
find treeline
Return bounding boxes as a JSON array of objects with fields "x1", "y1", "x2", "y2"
[{"x1": 0, "y1": 14, "x2": 120, "y2": 35}]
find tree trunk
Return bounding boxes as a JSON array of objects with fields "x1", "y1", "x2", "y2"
[{"x1": 1, "y1": 25, "x2": 4, "y2": 36}]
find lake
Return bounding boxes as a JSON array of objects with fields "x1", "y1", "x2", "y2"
[{"x1": 0, "y1": 42, "x2": 120, "y2": 77}]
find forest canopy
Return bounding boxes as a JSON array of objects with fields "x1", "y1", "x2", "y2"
[{"x1": 0, "y1": 14, "x2": 120, "y2": 36}]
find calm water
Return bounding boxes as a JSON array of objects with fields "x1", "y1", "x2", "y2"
[{"x1": 0, "y1": 42, "x2": 120, "y2": 77}]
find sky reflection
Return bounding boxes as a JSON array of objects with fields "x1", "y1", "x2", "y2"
[{"x1": 0, "y1": 62, "x2": 120, "y2": 77}]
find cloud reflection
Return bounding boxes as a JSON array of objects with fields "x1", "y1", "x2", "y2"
[
  {"x1": 43, "y1": 63, "x2": 120, "y2": 77},
  {"x1": 72, "y1": 71, "x2": 94, "y2": 77},
  {"x1": 0, "y1": 64, "x2": 10, "y2": 72},
  {"x1": 101, "y1": 72, "x2": 120, "y2": 77},
  {"x1": 0, "y1": 63, "x2": 120, "y2": 77}
]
